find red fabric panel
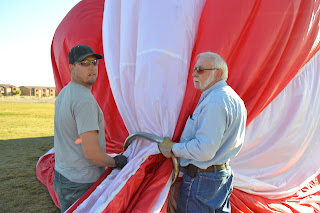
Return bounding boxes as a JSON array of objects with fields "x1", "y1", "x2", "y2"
[
  {"x1": 67, "y1": 156, "x2": 172, "y2": 212},
  {"x1": 230, "y1": 175, "x2": 320, "y2": 213},
  {"x1": 189, "y1": 0, "x2": 320, "y2": 126},
  {"x1": 102, "y1": 155, "x2": 171, "y2": 213},
  {"x1": 125, "y1": 158, "x2": 172, "y2": 213},
  {"x1": 35, "y1": 153, "x2": 59, "y2": 207}
]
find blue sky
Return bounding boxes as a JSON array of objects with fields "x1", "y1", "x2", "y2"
[{"x1": 0, "y1": 0, "x2": 82, "y2": 87}]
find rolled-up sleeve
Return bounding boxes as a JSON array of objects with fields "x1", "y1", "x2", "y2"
[{"x1": 173, "y1": 103, "x2": 227, "y2": 161}]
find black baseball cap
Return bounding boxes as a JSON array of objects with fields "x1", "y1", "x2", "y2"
[{"x1": 68, "y1": 45, "x2": 103, "y2": 64}]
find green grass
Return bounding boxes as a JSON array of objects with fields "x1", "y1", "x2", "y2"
[
  {"x1": 0, "y1": 102, "x2": 55, "y2": 140},
  {"x1": 0, "y1": 102, "x2": 59, "y2": 213}
]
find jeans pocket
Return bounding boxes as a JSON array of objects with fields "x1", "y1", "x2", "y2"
[{"x1": 196, "y1": 171, "x2": 229, "y2": 202}]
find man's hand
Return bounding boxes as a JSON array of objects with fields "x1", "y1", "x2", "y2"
[
  {"x1": 113, "y1": 155, "x2": 128, "y2": 169},
  {"x1": 158, "y1": 137, "x2": 174, "y2": 158}
]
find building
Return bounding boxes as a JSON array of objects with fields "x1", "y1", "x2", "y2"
[
  {"x1": 0, "y1": 84, "x2": 17, "y2": 96},
  {"x1": 19, "y1": 86, "x2": 56, "y2": 97},
  {"x1": 0, "y1": 84, "x2": 56, "y2": 97}
]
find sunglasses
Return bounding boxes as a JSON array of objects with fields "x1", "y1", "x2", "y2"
[
  {"x1": 193, "y1": 66, "x2": 218, "y2": 74},
  {"x1": 76, "y1": 59, "x2": 99, "y2": 67}
]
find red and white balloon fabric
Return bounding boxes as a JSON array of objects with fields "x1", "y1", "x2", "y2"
[{"x1": 36, "y1": 0, "x2": 320, "y2": 212}]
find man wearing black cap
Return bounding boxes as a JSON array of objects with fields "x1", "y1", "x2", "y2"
[{"x1": 53, "y1": 45, "x2": 127, "y2": 212}]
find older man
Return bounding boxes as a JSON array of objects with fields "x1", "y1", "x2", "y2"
[
  {"x1": 53, "y1": 45, "x2": 127, "y2": 212},
  {"x1": 159, "y1": 52, "x2": 247, "y2": 212}
]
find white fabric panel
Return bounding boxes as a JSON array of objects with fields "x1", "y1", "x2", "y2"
[
  {"x1": 232, "y1": 50, "x2": 320, "y2": 199},
  {"x1": 73, "y1": 1, "x2": 205, "y2": 212}
]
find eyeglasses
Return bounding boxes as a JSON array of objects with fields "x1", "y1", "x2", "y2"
[
  {"x1": 193, "y1": 66, "x2": 218, "y2": 74},
  {"x1": 76, "y1": 59, "x2": 99, "y2": 67}
]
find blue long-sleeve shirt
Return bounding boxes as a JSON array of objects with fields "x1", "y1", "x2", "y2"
[{"x1": 172, "y1": 80, "x2": 247, "y2": 169}]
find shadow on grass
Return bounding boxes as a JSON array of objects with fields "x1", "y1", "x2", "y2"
[{"x1": 0, "y1": 136, "x2": 59, "y2": 213}]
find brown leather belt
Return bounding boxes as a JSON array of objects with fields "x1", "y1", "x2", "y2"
[
  {"x1": 183, "y1": 162, "x2": 229, "y2": 178},
  {"x1": 199, "y1": 162, "x2": 229, "y2": 172}
]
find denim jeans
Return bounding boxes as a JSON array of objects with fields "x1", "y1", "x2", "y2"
[
  {"x1": 53, "y1": 171, "x2": 94, "y2": 213},
  {"x1": 176, "y1": 167, "x2": 233, "y2": 213}
]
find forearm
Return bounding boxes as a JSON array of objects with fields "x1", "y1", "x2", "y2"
[
  {"x1": 80, "y1": 131, "x2": 116, "y2": 168},
  {"x1": 172, "y1": 137, "x2": 218, "y2": 161},
  {"x1": 173, "y1": 103, "x2": 226, "y2": 161},
  {"x1": 84, "y1": 148, "x2": 116, "y2": 167}
]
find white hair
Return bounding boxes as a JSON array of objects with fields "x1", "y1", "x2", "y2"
[{"x1": 199, "y1": 52, "x2": 228, "y2": 80}]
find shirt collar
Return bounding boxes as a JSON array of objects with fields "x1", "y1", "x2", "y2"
[
  {"x1": 70, "y1": 81, "x2": 91, "y2": 91},
  {"x1": 199, "y1": 80, "x2": 227, "y2": 103}
]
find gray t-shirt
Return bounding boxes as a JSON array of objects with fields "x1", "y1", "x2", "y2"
[{"x1": 54, "y1": 81, "x2": 106, "y2": 183}]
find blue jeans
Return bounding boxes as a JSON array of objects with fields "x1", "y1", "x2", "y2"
[
  {"x1": 53, "y1": 171, "x2": 94, "y2": 213},
  {"x1": 177, "y1": 167, "x2": 233, "y2": 213}
]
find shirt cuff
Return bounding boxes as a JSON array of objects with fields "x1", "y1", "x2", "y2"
[{"x1": 172, "y1": 143, "x2": 185, "y2": 158}]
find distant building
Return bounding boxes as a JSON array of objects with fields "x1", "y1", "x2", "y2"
[
  {"x1": 19, "y1": 86, "x2": 56, "y2": 97},
  {"x1": 0, "y1": 84, "x2": 17, "y2": 96},
  {"x1": 0, "y1": 84, "x2": 56, "y2": 97}
]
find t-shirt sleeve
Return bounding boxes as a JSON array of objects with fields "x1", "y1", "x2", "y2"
[{"x1": 74, "y1": 100, "x2": 100, "y2": 135}]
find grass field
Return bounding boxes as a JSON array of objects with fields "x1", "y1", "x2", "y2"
[
  {"x1": 0, "y1": 101, "x2": 60, "y2": 213},
  {"x1": 0, "y1": 102, "x2": 55, "y2": 140}
]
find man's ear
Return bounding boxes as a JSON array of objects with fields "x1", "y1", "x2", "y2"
[
  {"x1": 216, "y1": 69, "x2": 223, "y2": 80},
  {"x1": 69, "y1": 64, "x2": 76, "y2": 76},
  {"x1": 69, "y1": 64, "x2": 74, "y2": 71}
]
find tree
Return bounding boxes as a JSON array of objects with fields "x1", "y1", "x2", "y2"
[{"x1": 15, "y1": 90, "x2": 21, "y2": 96}]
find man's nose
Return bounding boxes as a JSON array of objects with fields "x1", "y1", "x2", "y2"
[
  {"x1": 192, "y1": 71, "x2": 198, "y2": 77},
  {"x1": 89, "y1": 64, "x2": 96, "y2": 69}
]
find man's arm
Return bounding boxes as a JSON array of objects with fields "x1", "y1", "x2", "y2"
[
  {"x1": 172, "y1": 103, "x2": 226, "y2": 161},
  {"x1": 80, "y1": 130, "x2": 116, "y2": 167}
]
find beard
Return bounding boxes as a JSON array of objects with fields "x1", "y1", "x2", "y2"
[
  {"x1": 195, "y1": 70, "x2": 215, "y2": 90},
  {"x1": 86, "y1": 77, "x2": 97, "y2": 86}
]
